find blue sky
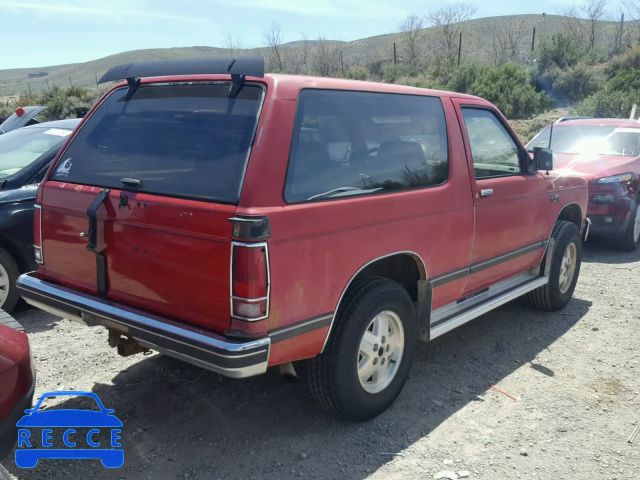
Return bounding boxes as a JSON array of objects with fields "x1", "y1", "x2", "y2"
[{"x1": 0, "y1": 0, "x2": 628, "y2": 69}]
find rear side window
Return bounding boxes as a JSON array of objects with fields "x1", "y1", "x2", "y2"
[
  {"x1": 51, "y1": 83, "x2": 264, "y2": 203},
  {"x1": 284, "y1": 89, "x2": 449, "y2": 203}
]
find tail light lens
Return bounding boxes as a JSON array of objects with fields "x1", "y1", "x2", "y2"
[
  {"x1": 231, "y1": 243, "x2": 269, "y2": 321},
  {"x1": 34, "y1": 205, "x2": 43, "y2": 264}
]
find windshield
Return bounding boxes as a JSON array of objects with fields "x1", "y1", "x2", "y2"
[
  {"x1": 0, "y1": 127, "x2": 71, "y2": 178},
  {"x1": 52, "y1": 83, "x2": 264, "y2": 203},
  {"x1": 527, "y1": 125, "x2": 640, "y2": 157}
]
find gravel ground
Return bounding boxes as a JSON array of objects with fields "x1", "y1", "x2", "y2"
[{"x1": 2, "y1": 241, "x2": 639, "y2": 480}]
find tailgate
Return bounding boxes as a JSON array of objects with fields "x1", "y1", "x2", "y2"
[{"x1": 40, "y1": 182, "x2": 236, "y2": 331}]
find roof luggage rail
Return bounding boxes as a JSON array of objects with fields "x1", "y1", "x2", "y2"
[{"x1": 98, "y1": 56, "x2": 265, "y2": 98}]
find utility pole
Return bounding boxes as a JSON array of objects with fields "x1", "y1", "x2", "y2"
[
  {"x1": 45, "y1": 78, "x2": 51, "y2": 91},
  {"x1": 95, "y1": 71, "x2": 99, "y2": 90},
  {"x1": 69, "y1": 76, "x2": 73, "y2": 87},
  {"x1": 27, "y1": 82, "x2": 32, "y2": 95},
  {"x1": 340, "y1": 50, "x2": 344, "y2": 72},
  {"x1": 457, "y1": 32, "x2": 462, "y2": 66},
  {"x1": 393, "y1": 42, "x2": 397, "y2": 65}
]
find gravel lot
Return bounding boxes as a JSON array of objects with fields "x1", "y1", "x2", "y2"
[{"x1": 3, "y1": 241, "x2": 639, "y2": 480}]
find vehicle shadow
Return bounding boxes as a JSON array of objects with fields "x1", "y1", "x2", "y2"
[
  {"x1": 5, "y1": 297, "x2": 591, "y2": 480},
  {"x1": 583, "y1": 238, "x2": 640, "y2": 265},
  {"x1": 12, "y1": 306, "x2": 61, "y2": 334}
]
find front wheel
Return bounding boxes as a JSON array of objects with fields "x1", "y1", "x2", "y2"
[
  {"x1": 617, "y1": 203, "x2": 640, "y2": 252},
  {"x1": 307, "y1": 277, "x2": 417, "y2": 421},
  {"x1": 528, "y1": 221, "x2": 582, "y2": 312}
]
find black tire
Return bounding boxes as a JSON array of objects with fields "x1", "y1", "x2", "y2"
[
  {"x1": 528, "y1": 221, "x2": 582, "y2": 312},
  {"x1": 307, "y1": 276, "x2": 417, "y2": 421},
  {"x1": 0, "y1": 309, "x2": 24, "y2": 332},
  {"x1": 0, "y1": 246, "x2": 19, "y2": 314},
  {"x1": 616, "y1": 201, "x2": 640, "y2": 252}
]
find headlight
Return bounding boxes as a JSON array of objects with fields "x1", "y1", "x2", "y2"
[{"x1": 596, "y1": 173, "x2": 635, "y2": 184}]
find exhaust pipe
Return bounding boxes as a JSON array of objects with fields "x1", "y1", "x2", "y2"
[{"x1": 278, "y1": 362, "x2": 298, "y2": 383}]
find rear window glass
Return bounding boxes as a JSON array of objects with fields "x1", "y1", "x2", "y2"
[
  {"x1": 284, "y1": 89, "x2": 449, "y2": 203},
  {"x1": 52, "y1": 83, "x2": 263, "y2": 203}
]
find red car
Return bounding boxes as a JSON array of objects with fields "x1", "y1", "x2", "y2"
[
  {"x1": 527, "y1": 119, "x2": 640, "y2": 250},
  {"x1": 17, "y1": 57, "x2": 588, "y2": 420},
  {"x1": 0, "y1": 311, "x2": 35, "y2": 461}
]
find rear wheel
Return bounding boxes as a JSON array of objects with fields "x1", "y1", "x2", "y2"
[
  {"x1": 0, "y1": 247, "x2": 19, "y2": 314},
  {"x1": 307, "y1": 277, "x2": 417, "y2": 421},
  {"x1": 0, "y1": 309, "x2": 24, "y2": 331},
  {"x1": 617, "y1": 203, "x2": 640, "y2": 252},
  {"x1": 528, "y1": 221, "x2": 582, "y2": 312}
]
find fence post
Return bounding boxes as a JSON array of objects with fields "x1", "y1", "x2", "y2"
[
  {"x1": 393, "y1": 42, "x2": 397, "y2": 65},
  {"x1": 457, "y1": 32, "x2": 462, "y2": 66},
  {"x1": 619, "y1": 13, "x2": 625, "y2": 53},
  {"x1": 532, "y1": 27, "x2": 536, "y2": 52}
]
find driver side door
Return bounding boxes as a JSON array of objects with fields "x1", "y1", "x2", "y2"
[{"x1": 454, "y1": 101, "x2": 548, "y2": 295}]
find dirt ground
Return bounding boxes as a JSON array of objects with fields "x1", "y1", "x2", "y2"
[{"x1": 3, "y1": 240, "x2": 639, "y2": 480}]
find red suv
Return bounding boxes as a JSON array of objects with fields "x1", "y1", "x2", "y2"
[{"x1": 17, "y1": 57, "x2": 588, "y2": 420}]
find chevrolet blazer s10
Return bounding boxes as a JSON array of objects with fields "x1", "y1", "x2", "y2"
[{"x1": 17, "y1": 57, "x2": 589, "y2": 420}]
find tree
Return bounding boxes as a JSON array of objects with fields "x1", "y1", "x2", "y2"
[
  {"x1": 398, "y1": 13, "x2": 424, "y2": 63},
  {"x1": 426, "y1": 3, "x2": 477, "y2": 63},
  {"x1": 263, "y1": 21, "x2": 285, "y2": 71},
  {"x1": 623, "y1": 1, "x2": 640, "y2": 46},
  {"x1": 300, "y1": 33, "x2": 311, "y2": 74},
  {"x1": 224, "y1": 33, "x2": 245, "y2": 56},
  {"x1": 313, "y1": 37, "x2": 341, "y2": 77},
  {"x1": 492, "y1": 18, "x2": 529, "y2": 66},
  {"x1": 561, "y1": 0, "x2": 609, "y2": 52}
]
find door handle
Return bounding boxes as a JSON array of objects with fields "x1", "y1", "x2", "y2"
[{"x1": 480, "y1": 189, "x2": 494, "y2": 198}]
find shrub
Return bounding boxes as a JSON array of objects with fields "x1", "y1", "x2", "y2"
[
  {"x1": 547, "y1": 65, "x2": 604, "y2": 102},
  {"x1": 577, "y1": 89, "x2": 640, "y2": 118},
  {"x1": 537, "y1": 33, "x2": 586, "y2": 73},
  {"x1": 606, "y1": 46, "x2": 640, "y2": 77},
  {"x1": 447, "y1": 64, "x2": 552, "y2": 119},
  {"x1": 381, "y1": 63, "x2": 423, "y2": 83},
  {"x1": 341, "y1": 66, "x2": 370, "y2": 81}
]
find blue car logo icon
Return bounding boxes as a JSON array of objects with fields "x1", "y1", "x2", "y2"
[{"x1": 15, "y1": 391, "x2": 123, "y2": 468}]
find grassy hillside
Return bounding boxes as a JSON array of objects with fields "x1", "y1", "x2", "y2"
[{"x1": 0, "y1": 14, "x2": 628, "y2": 96}]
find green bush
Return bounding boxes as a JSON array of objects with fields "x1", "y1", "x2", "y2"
[
  {"x1": 577, "y1": 89, "x2": 640, "y2": 117},
  {"x1": 546, "y1": 65, "x2": 604, "y2": 102},
  {"x1": 381, "y1": 63, "x2": 423, "y2": 83},
  {"x1": 341, "y1": 66, "x2": 370, "y2": 81},
  {"x1": 447, "y1": 64, "x2": 552, "y2": 119},
  {"x1": 607, "y1": 69, "x2": 640, "y2": 92},
  {"x1": 537, "y1": 33, "x2": 586, "y2": 73},
  {"x1": 606, "y1": 46, "x2": 640, "y2": 77}
]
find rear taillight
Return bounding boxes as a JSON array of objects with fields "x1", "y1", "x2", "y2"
[
  {"x1": 231, "y1": 242, "x2": 269, "y2": 321},
  {"x1": 34, "y1": 205, "x2": 43, "y2": 264}
]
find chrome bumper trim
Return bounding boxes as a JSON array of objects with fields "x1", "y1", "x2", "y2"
[{"x1": 16, "y1": 273, "x2": 270, "y2": 379}]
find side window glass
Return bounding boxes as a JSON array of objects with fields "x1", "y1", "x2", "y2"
[
  {"x1": 284, "y1": 90, "x2": 449, "y2": 203},
  {"x1": 462, "y1": 109, "x2": 521, "y2": 179},
  {"x1": 36, "y1": 162, "x2": 51, "y2": 183}
]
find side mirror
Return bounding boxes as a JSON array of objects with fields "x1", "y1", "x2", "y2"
[{"x1": 534, "y1": 147, "x2": 554, "y2": 172}]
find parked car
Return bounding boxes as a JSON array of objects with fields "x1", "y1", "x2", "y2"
[
  {"x1": 17, "y1": 57, "x2": 588, "y2": 421},
  {"x1": 0, "y1": 311, "x2": 35, "y2": 462},
  {"x1": 0, "y1": 118, "x2": 80, "y2": 313},
  {"x1": 0, "y1": 107, "x2": 46, "y2": 135},
  {"x1": 527, "y1": 119, "x2": 640, "y2": 250}
]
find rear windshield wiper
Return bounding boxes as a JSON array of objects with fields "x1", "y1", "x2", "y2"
[{"x1": 120, "y1": 178, "x2": 142, "y2": 188}]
